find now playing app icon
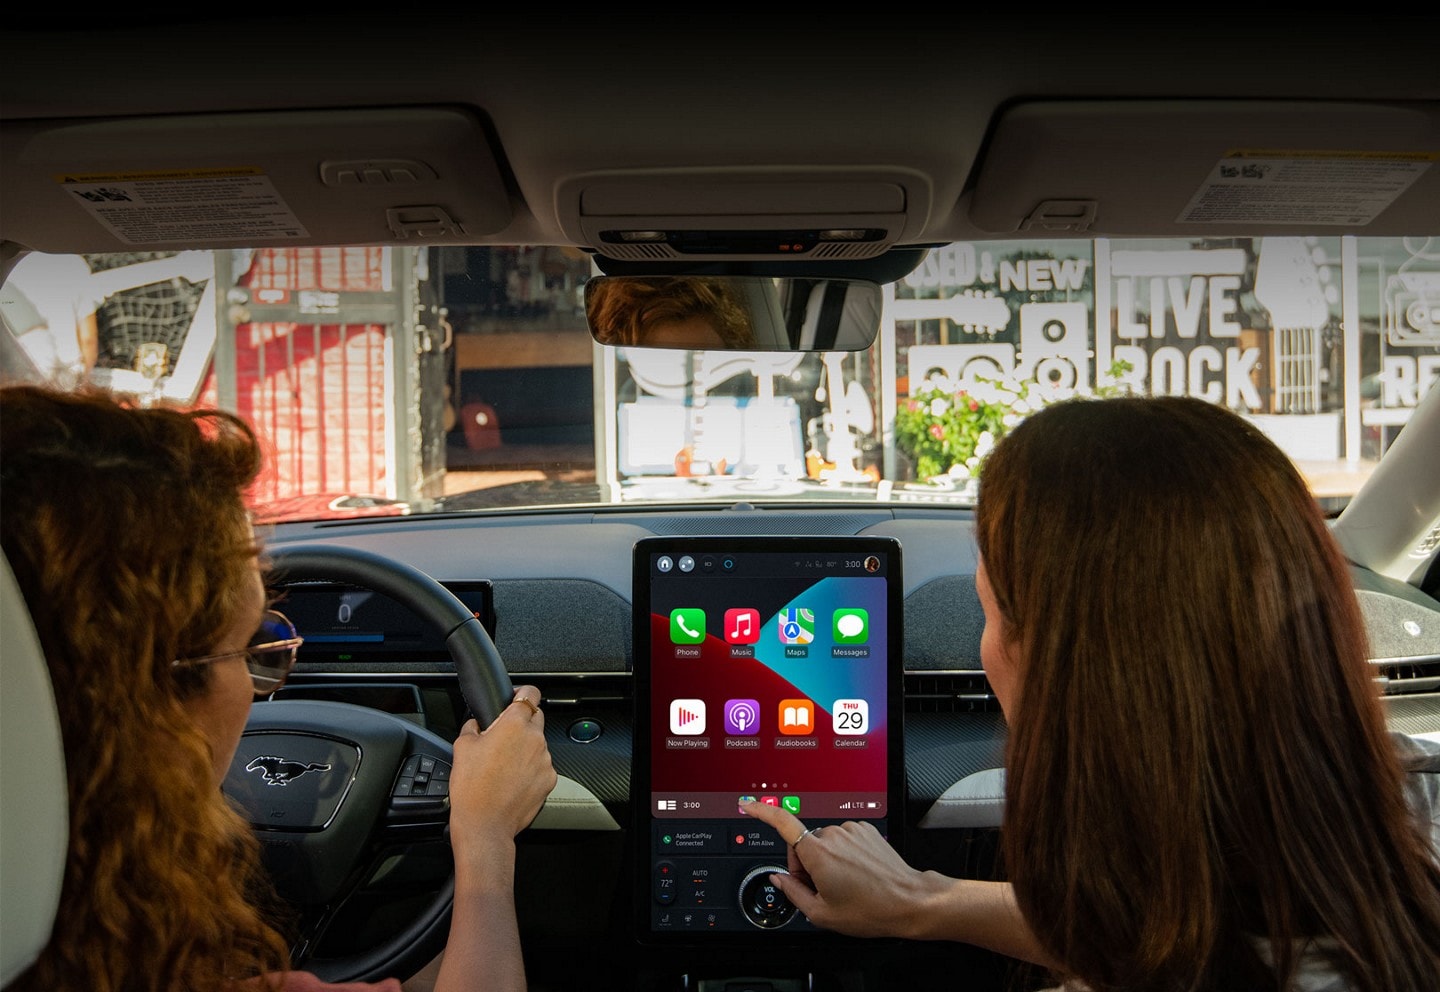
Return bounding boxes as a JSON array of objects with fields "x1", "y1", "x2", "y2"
[{"x1": 669, "y1": 699, "x2": 706, "y2": 735}]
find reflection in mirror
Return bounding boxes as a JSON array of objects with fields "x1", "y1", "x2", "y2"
[{"x1": 585, "y1": 275, "x2": 881, "y2": 352}]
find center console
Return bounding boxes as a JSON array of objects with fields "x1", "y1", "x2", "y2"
[{"x1": 630, "y1": 536, "x2": 905, "y2": 986}]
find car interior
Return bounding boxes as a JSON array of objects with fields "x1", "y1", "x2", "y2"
[{"x1": 3, "y1": 15, "x2": 1439, "y2": 992}]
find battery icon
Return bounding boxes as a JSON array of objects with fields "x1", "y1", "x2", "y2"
[{"x1": 865, "y1": 802, "x2": 879, "y2": 808}]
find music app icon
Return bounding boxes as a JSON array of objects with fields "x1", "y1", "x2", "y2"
[{"x1": 724, "y1": 607, "x2": 761, "y2": 644}]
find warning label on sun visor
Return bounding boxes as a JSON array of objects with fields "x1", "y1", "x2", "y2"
[
  {"x1": 1178, "y1": 151, "x2": 1435, "y2": 226},
  {"x1": 54, "y1": 167, "x2": 309, "y2": 244}
]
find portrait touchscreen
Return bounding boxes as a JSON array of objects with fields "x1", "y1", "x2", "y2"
[{"x1": 632, "y1": 536, "x2": 904, "y2": 940}]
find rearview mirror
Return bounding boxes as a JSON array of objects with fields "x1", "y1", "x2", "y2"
[{"x1": 584, "y1": 275, "x2": 881, "y2": 352}]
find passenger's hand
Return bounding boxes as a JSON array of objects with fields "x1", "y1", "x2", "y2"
[
  {"x1": 741, "y1": 799, "x2": 942, "y2": 939},
  {"x1": 449, "y1": 686, "x2": 557, "y2": 856}
]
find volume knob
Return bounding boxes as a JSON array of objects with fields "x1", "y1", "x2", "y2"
[{"x1": 737, "y1": 864, "x2": 797, "y2": 929}]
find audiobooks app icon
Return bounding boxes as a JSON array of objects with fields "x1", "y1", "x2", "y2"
[
  {"x1": 669, "y1": 699, "x2": 706, "y2": 735},
  {"x1": 777, "y1": 698, "x2": 814, "y2": 735}
]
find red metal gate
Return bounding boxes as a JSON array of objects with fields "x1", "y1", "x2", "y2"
[{"x1": 201, "y1": 247, "x2": 394, "y2": 507}]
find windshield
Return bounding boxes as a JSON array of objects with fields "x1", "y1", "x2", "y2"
[{"x1": 3, "y1": 237, "x2": 1436, "y2": 523}]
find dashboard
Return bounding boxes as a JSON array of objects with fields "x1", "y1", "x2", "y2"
[
  {"x1": 258, "y1": 504, "x2": 1440, "y2": 990},
  {"x1": 264, "y1": 507, "x2": 1005, "y2": 811}
]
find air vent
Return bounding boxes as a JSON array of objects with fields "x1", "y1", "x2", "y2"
[
  {"x1": 809, "y1": 241, "x2": 886, "y2": 260},
  {"x1": 1372, "y1": 655, "x2": 1440, "y2": 695},
  {"x1": 596, "y1": 242, "x2": 678, "y2": 261},
  {"x1": 525, "y1": 672, "x2": 631, "y2": 706},
  {"x1": 904, "y1": 672, "x2": 1000, "y2": 713}
]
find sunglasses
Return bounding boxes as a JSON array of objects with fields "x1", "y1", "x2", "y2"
[{"x1": 172, "y1": 609, "x2": 305, "y2": 697}]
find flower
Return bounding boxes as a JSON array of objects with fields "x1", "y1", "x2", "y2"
[
  {"x1": 894, "y1": 375, "x2": 1032, "y2": 481},
  {"x1": 894, "y1": 360, "x2": 1135, "y2": 482}
]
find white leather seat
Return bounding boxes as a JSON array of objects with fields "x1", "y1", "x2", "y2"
[{"x1": 0, "y1": 552, "x2": 67, "y2": 985}]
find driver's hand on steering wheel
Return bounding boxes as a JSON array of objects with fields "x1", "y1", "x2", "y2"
[{"x1": 448, "y1": 685, "x2": 557, "y2": 867}]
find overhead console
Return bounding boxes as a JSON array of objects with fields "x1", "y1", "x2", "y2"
[{"x1": 556, "y1": 168, "x2": 933, "y2": 263}]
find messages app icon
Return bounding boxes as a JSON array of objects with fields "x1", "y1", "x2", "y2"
[
  {"x1": 833, "y1": 608, "x2": 869, "y2": 644},
  {"x1": 669, "y1": 608, "x2": 706, "y2": 644}
]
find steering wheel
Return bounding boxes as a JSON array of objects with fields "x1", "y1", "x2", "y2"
[{"x1": 221, "y1": 543, "x2": 513, "y2": 984}]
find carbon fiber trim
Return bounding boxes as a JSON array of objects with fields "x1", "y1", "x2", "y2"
[
  {"x1": 1382, "y1": 694, "x2": 1440, "y2": 736},
  {"x1": 543, "y1": 707, "x2": 633, "y2": 808},
  {"x1": 904, "y1": 711, "x2": 1007, "y2": 803}
]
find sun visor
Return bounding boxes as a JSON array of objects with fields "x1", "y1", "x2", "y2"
[
  {"x1": 556, "y1": 169, "x2": 932, "y2": 262},
  {"x1": 0, "y1": 107, "x2": 513, "y2": 253},
  {"x1": 968, "y1": 100, "x2": 1440, "y2": 237}
]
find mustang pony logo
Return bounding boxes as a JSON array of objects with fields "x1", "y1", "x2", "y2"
[{"x1": 245, "y1": 755, "x2": 332, "y2": 787}]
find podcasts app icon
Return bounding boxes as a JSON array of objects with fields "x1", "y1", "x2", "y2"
[{"x1": 723, "y1": 698, "x2": 760, "y2": 735}]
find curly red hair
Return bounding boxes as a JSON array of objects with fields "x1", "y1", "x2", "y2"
[{"x1": 1, "y1": 384, "x2": 293, "y2": 992}]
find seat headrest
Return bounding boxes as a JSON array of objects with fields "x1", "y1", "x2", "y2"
[{"x1": 0, "y1": 551, "x2": 67, "y2": 985}]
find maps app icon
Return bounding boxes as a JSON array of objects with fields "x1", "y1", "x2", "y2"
[{"x1": 778, "y1": 608, "x2": 814, "y2": 645}]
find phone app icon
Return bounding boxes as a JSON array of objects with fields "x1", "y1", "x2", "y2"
[
  {"x1": 777, "y1": 607, "x2": 814, "y2": 645},
  {"x1": 723, "y1": 698, "x2": 760, "y2": 735},
  {"x1": 724, "y1": 607, "x2": 760, "y2": 644},
  {"x1": 669, "y1": 608, "x2": 706, "y2": 644},
  {"x1": 669, "y1": 698, "x2": 706, "y2": 735},
  {"x1": 782, "y1": 795, "x2": 801, "y2": 814},
  {"x1": 832, "y1": 698, "x2": 870, "y2": 735},
  {"x1": 778, "y1": 698, "x2": 814, "y2": 735},
  {"x1": 833, "y1": 608, "x2": 869, "y2": 644}
]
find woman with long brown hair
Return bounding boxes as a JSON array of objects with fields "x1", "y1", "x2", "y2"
[
  {"x1": 0, "y1": 384, "x2": 556, "y2": 992},
  {"x1": 746, "y1": 395, "x2": 1440, "y2": 991}
]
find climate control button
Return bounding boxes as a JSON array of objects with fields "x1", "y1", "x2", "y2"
[{"x1": 653, "y1": 860, "x2": 678, "y2": 905}]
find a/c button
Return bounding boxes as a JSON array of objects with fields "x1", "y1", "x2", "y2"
[{"x1": 568, "y1": 718, "x2": 603, "y2": 743}]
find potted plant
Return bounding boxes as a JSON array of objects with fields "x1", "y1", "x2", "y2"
[{"x1": 894, "y1": 361, "x2": 1134, "y2": 486}]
